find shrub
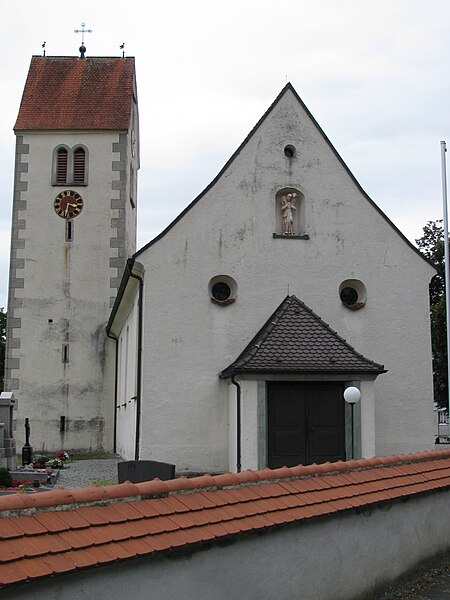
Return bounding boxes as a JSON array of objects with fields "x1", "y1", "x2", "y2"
[{"x1": 0, "y1": 468, "x2": 12, "y2": 488}]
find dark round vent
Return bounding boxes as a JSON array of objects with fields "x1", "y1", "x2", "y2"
[
  {"x1": 284, "y1": 145, "x2": 296, "y2": 158},
  {"x1": 211, "y1": 282, "x2": 231, "y2": 302},
  {"x1": 340, "y1": 287, "x2": 358, "y2": 306}
]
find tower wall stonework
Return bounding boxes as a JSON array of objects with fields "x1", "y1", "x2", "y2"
[
  {"x1": 110, "y1": 132, "x2": 136, "y2": 306},
  {"x1": 4, "y1": 136, "x2": 29, "y2": 393},
  {"x1": 6, "y1": 130, "x2": 134, "y2": 453}
]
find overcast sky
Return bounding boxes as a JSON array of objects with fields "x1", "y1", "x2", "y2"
[{"x1": 1, "y1": 0, "x2": 450, "y2": 309}]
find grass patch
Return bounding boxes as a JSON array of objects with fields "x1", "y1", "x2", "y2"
[
  {"x1": 92, "y1": 479, "x2": 117, "y2": 487},
  {"x1": 68, "y1": 452, "x2": 119, "y2": 462}
]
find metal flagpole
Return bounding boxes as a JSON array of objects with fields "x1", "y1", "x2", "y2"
[{"x1": 441, "y1": 141, "x2": 450, "y2": 411}]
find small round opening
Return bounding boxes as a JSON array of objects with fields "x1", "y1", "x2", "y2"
[
  {"x1": 212, "y1": 282, "x2": 231, "y2": 302},
  {"x1": 340, "y1": 287, "x2": 358, "y2": 306},
  {"x1": 284, "y1": 145, "x2": 296, "y2": 158},
  {"x1": 209, "y1": 275, "x2": 237, "y2": 305},
  {"x1": 338, "y1": 279, "x2": 367, "y2": 310}
]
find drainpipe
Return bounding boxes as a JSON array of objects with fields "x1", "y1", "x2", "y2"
[
  {"x1": 129, "y1": 266, "x2": 143, "y2": 461},
  {"x1": 231, "y1": 375, "x2": 241, "y2": 472}
]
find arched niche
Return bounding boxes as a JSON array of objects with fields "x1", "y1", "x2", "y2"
[{"x1": 274, "y1": 187, "x2": 306, "y2": 238}]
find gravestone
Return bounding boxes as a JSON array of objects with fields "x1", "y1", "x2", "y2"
[
  {"x1": 0, "y1": 392, "x2": 17, "y2": 470},
  {"x1": 118, "y1": 460, "x2": 175, "y2": 484}
]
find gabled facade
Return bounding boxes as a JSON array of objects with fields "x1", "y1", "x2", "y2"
[
  {"x1": 5, "y1": 56, "x2": 139, "y2": 452},
  {"x1": 109, "y1": 84, "x2": 435, "y2": 473}
]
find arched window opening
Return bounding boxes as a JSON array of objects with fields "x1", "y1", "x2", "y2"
[
  {"x1": 52, "y1": 145, "x2": 88, "y2": 186},
  {"x1": 73, "y1": 148, "x2": 86, "y2": 184},
  {"x1": 56, "y1": 148, "x2": 68, "y2": 184}
]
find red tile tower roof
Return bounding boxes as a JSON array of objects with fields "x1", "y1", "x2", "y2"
[
  {"x1": 0, "y1": 450, "x2": 449, "y2": 588},
  {"x1": 14, "y1": 56, "x2": 136, "y2": 131}
]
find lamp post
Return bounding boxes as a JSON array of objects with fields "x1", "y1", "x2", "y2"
[{"x1": 344, "y1": 386, "x2": 361, "y2": 460}]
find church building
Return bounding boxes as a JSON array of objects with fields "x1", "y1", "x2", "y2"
[{"x1": 5, "y1": 51, "x2": 435, "y2": 473}]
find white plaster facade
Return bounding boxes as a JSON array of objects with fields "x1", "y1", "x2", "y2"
[
  {"x1": 8, "y1": 132, "x2": 131, "y2": 451},
  {"x1": 110, "y1": 85, "x2": 435, "y2": 473}
]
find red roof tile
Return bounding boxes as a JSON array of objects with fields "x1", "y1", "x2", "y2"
[
  {"x1": 76, "y1": 506, "x2": 123, "y2": 525},
  {"x1": 0, "y1": 564, "x2": 23, "y2": 585},
  {"x1": 33, "y1": 512, "x2": 68, "y2": 533},
  {"x1": 13, "y1": 516, "x2": 50, "y2": 536},
  {"x1": 1, "y1": 449, "x2": 450, "y2": 588},
  {"x1": 118, "y1": 538, "x2": 154, "y2": 557},
  {"x1": 53, "y1": 511, "x2": 90, "y2": 530},
  {"x1": 0, "y1": 519, "x2": 24, "y2": 540},
  {"x1": 16, "y1": 557, "x2": 52, "y2": 580},
  {"x1": 65, "y1": 548, "x2": 100, "y2": 568},
  {"x1": 15, "y1": 56, "x2": 135, "y2": 131}
]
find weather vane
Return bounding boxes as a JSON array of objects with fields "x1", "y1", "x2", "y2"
[
  {"x1": 74, "y1": 22, "x2": 93, "y2": 58},
  {"x1": 120, "y1": 43, "x2": 125, "y2": 58},
  {"x1": 42, "y1": 41, "x2": 46, "y2": 57}
]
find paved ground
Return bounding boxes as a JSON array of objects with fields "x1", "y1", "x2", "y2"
[
  {"x1": 382, "y1": 558, "x2": 450, "y2": 599},
  {"x1": 55, "y1": 456, "x2": 123, "y2": 489}
]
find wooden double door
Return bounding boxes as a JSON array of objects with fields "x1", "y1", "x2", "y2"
[{"x1": 267, "y1": 382, "x2": 345, "y2": 468}]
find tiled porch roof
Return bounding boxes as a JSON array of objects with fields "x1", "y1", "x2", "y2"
[
  {"x1": 221, "y1": 295, "x2": 385, "y2": 377},
  {"x1": 1, "y1": 450, "x2": 450, "y2": 588}
]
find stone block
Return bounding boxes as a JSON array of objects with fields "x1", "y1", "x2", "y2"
[{"x1": 118, "y1": 460, "x2": 175, "y2": 484}]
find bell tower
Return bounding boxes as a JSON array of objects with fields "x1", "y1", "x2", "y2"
[{"x1": 4, "y1": 51, "x2": 139, "y2": 452}]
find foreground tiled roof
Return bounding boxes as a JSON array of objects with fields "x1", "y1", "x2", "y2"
[
  {"x1": 15, "y1": 56, "x2": 135, "y2": 130},
  {"x1": 221, "y1": 295, "x2": 385, "y2": 377},
  {"x1": 1, "y1": 450, "x2": 450, "y2": 588}
]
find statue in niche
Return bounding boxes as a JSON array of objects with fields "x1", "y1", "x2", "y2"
[{"x1": 281, "y1": 193, "x2": 297, "y2": 235}]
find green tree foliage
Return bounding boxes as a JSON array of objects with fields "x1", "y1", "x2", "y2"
[
  {"x1": 416, "y1": 220, "x2": 447, "y2": 407},
  {"x1": 0, "y1": 308, "x2": 5, "y2": 393}
]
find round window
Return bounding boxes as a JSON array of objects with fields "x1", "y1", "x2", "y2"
[
  {"x1": 208, "y1": 275, "x2": 237, "y2": 305},
  {"x1": 212, "y1": 282, "x2": 231, "y2": 302},
  {"x1": 284, "y1": 144, "x2": 296, "y2": 158},
  {"x1": 338, "y1": 279, "x2": 367, "y2": 310},
  {"x1": 340, "y1": 287, "x2": 358, "y2": 306}
]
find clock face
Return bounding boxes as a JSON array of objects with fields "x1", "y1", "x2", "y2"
[{"x1": 54, "y1": 190, "x2": 84, "y2": 219}]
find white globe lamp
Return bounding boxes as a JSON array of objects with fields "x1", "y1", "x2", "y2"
[
  {"x1": 344, "y1": 386, "x2": 361, "y2": 459},
  {"x1": 344, "y1": 386, "x2": 361, "y2": 405}
]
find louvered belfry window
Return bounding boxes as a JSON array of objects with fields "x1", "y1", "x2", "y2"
[
  {"x1": 53, "y1": 145, "x2": 88, "y2": 186},
  {"x1": 56, "y1": 148, "x2": 68, "y2": 184},
  {"x1": 73, "y1": 148, "x2": 86, "y2": 184}
]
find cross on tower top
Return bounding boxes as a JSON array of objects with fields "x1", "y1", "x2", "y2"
[{"x1": 74, "y1": 22, "x2": 93, "y2": 58}]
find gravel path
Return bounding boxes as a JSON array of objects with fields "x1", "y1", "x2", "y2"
[{"x1": 55, "y1": 457, "x2": 124, "y2": 489}]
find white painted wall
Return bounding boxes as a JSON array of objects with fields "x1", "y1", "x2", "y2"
[
  {"x1": 8, "y1": 489, "x2": 450, "y2": 600},
  {"x1": 360, "y1": 379, "x2": 376, "y2": 458},
  {"x1": 11, "y1": 131, "x2": 126, "y2": 452},
  {"x1": 115, "y1": 289, "x2": 140, "y2": 459},
  {"x1": 240, "y1": 380, "x2": 259, "y2": 471},
  {"x1": 131, "y1": 88, "x2": 433, "y2": 473}
]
